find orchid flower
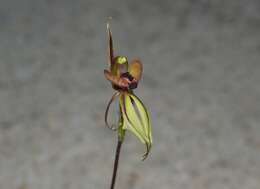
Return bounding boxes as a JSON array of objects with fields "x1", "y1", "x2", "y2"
[{"x1": 104, "y1": 23, "x2": 152, "y2": 160}]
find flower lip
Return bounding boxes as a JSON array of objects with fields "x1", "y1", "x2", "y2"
[
  {"x1": 121, "y1": 72, "x2": 133, "y2": 81},
  {"x1": 120, "y1": 72, "x2": 138, "y2": 90}
]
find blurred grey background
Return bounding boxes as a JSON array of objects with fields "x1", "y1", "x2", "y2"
[{"x1": 0, "y1": 0, "x2": 260, "y2": 188}]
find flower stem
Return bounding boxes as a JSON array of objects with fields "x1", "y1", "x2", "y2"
[
  {"x1": 110, "y1": 139, "x2": 123, "y2": 189},
  {"x1": 110, "y1": 116, "x2": 125, "y2": 189}
]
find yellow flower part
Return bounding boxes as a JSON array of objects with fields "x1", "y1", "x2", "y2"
[{"x1": 119, "y1": 92, "x2": 152, "y2": 160}]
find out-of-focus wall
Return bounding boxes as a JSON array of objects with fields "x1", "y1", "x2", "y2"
[{"x1": 0, "y1": 0, "x2": 260, "y2": 188}]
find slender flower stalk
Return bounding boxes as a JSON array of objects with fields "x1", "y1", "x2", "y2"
[
  {"x1": 110, "y1": 140, "x2": 122, "y2": 189},
  {"x1": 110, "y1": 119, "x2": 125, "y2": 189},
  {"x1": 104, "y1": 22, "x2": 153, "y2": 189}
]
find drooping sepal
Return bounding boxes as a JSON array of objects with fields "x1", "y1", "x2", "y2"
[{"x1": 119, "y1": 92, "x2": 152, "y2": 160}]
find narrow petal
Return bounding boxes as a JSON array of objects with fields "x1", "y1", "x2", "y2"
[{"x1": 105, "y1": 92, "x2": 120, "y2": 130}]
